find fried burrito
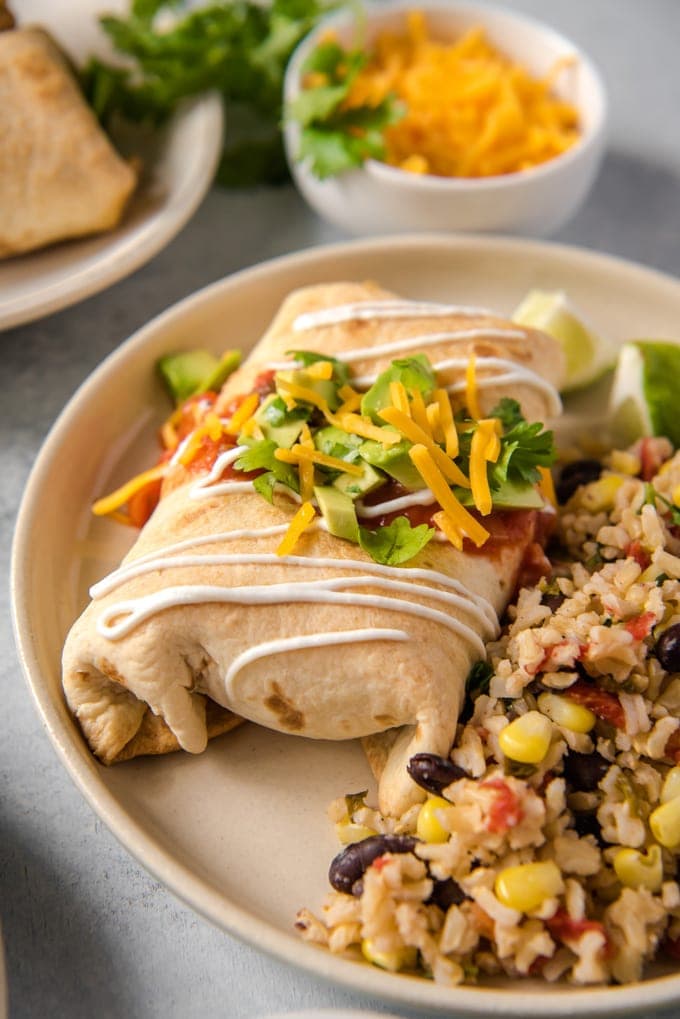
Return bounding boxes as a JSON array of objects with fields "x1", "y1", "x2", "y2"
[
  {"x1": 62, "y1": 281, "x2": 564, "y2": 814},
  {"x1": 0, "y1": 28, "x2": 136, "y2": 259}
]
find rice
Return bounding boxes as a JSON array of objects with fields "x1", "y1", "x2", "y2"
[{"x1": 296, "y1": 437, "x2": 680, "y2": 986}]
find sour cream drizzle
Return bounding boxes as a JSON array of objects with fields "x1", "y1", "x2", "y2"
[
  {"x1": 334, "y1": 327, "x2": 528, "y2": 367},
  {"x1": 96, "y1": 575, "x2": 491, "y2": 654},
  {"x1": 356, "y1": 488, "x2": 435, "y2": 519},
  {"x1": 92, "y1": 551, "x2": 497, "y2": 632},
  {"x1": 292, "y1": 300, "x2": 498, "y2": 332},
  {"x1": 224, "y1": 628, "x2": 409, "y2": 698}
]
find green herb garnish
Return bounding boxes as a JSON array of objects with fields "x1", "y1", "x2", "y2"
[
  {"x1": 289, "y1": 39, "x2": 405, "y2": 179},
  {"x1": 81, "y1": 0, "x2": 340, "y2": 187},
  {"x1": 358, "y1": 516, "x2": 434, "y2": 566}
]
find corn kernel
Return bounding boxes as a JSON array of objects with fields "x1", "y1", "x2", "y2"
[
  {"x1": 613, "y1": 845, "x2": 663, "y2": 892},
  {"x1": 662, "y1": 766, "x2": 680, "y2": 804},
  {"x1": 495, "y1": 861, "x2": 564, "y2": 913},
  {"x1": 361, "y1": 939, "x2": 418, "y2": 971},
  {"x1": 416, "y1": 796, "x2": 450, "y2": 843},
  {"x1": 498, "y1": 711, "x2": 552, "y2": 764},
  {"x1": 609, "y1": 450, "x2": 641, "y2": 476},
  {"x1": 650, "y1": 797, "x2": 680, "y2": 848},
  {"x1": 673, "y1": 484, "x2": 680, "y2": 509},
  {"x1": 579, "y1": 475, "x2": 624, "y2": 512},
  {"x1": 537, "y1": 691, "x2": 596, "y2": 734},
  {"x1": 335, "y1": 820, "x2": 377, "y2": 845}
]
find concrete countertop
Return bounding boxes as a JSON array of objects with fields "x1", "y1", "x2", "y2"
[{"x1": 2, "y1": 1, "x2": 680, "y2": 1016}]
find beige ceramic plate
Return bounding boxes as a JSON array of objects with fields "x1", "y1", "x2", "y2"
[
  {"x1": 0, "y1": 0, "x2": 222, "y2": 332},
  {"x1": 11, "y1": 236, "x2": 680, "y2": 1017}
]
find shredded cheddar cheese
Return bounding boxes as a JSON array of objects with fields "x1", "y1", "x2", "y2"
[
  {"x1": 432, "y1": 509, "x2": 463, "y2": 551},
  {"x1": 408, "y1": 444, "x2": 489, "y2": 546},
  {"x1": 276, "y1": 501, "x2": 316, "y2": 556},
  {"x1": 409, "y1": 388, "x2": 432, "y2": 435},
  {"x1": 469, "y1": 427, "x2": 493, "y2": 516},
  {"x1": 465, "y1": 353, "x2": 482, "y2": 420},
  {"x1": 538, "y1": 465, "x2": 557, "y2": 508},
  {"x1": 379, "y1": 405, "x2": 470, "y2": 488},
  {"x1": 306, "y1": 360, "x2": 334, "y2": 380},
  {"x1": 389, "y1": 380, "x2": 411, "y2": 415},
  {"x1": 275, "y1": 445, "x2": 364, "y2": 477},
  {"x1": 337, "y1": 413, "x2": 401, "y2": 447},
  {"x1": 336, "y1": 387, "x2": 362, "y2": 415},
  {"x1": 92, "y1": 464, "x2": 167, "y2": 517},
  {"x1": 347, "y1": 13, "x2": 580, "y2": 179},
  {"x1": 433, "y1": 388, "x2": 459, "y2": 458},
  {"x1": 228, "y1": 392, "x2": 260, "y2": 434}
]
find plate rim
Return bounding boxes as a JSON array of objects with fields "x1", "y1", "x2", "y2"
[
  {"x1": 11, "y1": 233, "x2": 680, "y2": 1017},
  {"x1": 0, "y1": 91, "x2": 223, "y2": 332}
]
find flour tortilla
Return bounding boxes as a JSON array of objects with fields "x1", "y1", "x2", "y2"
[
  {"x1": 0, "y1": 28, "x2": 136, "y2": 258},
  {"x1": 62, "y1": 282, "x2": 563, "y2": 814}
]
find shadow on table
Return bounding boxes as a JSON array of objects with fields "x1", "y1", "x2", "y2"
[
  {"x1": 559, "y1": 147, "x2": 680, "y2": 274},
  {"x1": 0, "y1": 817, "x2": 135, "y2": 1019}
]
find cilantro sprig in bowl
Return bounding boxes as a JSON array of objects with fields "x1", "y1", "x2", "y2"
[{"x1": 283, "y1": 0, "x2": 607, "y2": 237}]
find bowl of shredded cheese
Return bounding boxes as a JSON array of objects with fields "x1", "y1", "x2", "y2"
[{"x1": 283, "y1": 1, "x2": 607, "y2": 237}]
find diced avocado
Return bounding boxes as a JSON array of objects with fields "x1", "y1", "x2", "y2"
[
  {"x1": 333, "y1": 462, "x2": 385, "y2": 499},
  {"x1": 314, "y1": 486, "x2": 359, "y2": 542},
  {"x1": 275, "y1": 369, "x2": 340, "y2": 410},
  {"x1": 456, "y1": 479, "x2": 545, "y2": 510},
  {"x1": 158, "y1": 350, "x2": 222, "y2": 405},
  {"x1": 199, "y1": 349, "x2": 241, "y2": 395},
  {"x1": 360, "y1": 355, "x2": 436, "y2": 423},
  {"x1": 253, "y1": 395, "x2": 306, "y2": 448},
  {"x1": 359, "y1": 437, "x2": 427, "y2": 490},
  {"x1": 314, "y1": 425, "x2": 363, "y2": 458}
]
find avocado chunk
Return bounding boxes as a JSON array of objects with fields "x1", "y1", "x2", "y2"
[
  {"x1": 359, "y1": 437, "x2": 427, "y2": 490},
  {"x1": 314, "y1": 486, "x2": 359, "y2": 542},
  {"x1": 314, "y1": 425, "x2": 363, "y2": 458},
  {"x1": 275, "y1": 369, "x2": 340, "y2": 411},
  {"x1": 158, "y1": 349, "x2": 240, "y2": 405},
  {"x1": 456, "y1": 478, "x2": 545, "y2": 510},
  {"x1": 334, "y1": 462, "x2": 386, "y2": 499},
  {"x1": 254, "y1": 394, "x2": 307, "y2": 448},
  {"x1": 360, "y1": 355, "x2": 436, "y2": 423}
]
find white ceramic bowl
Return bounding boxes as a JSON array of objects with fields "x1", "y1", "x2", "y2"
[{"x1": 283, "y1": 1, "x2": 607, "y2": 237}]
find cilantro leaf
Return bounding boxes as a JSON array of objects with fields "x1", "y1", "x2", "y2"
[
  {"x1": 252, "y1": 472, "x2": 277, "y2": 503},
  {"x1": 262, "y1": 395, "x2": 310, "y2": 428},
  {"x1": 288, "y1": 36, "x2": 405, "y2": 180},
  {"x1": 358, "y1": 516, "x2": 434, "y2": 566},
  {"x1": 489, "y1": 397, "x2": 524, "y2": 430},
  {"x1": 80, "y1": 0, "x2": 339, "y2": 187},
  {"x1": 233, "y1": 439, "x2": 299, "y2": 492},
  {"x1": 491, "y1": 421, "x2": 556, "y2": 486}
]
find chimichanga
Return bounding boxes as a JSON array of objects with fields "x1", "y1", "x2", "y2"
[
  {"x1": 0, "y1": 28, "x2": 136, "y2": 258},
  {"x1": 62, "y1": 281, "x2": 564, "y2": 815}
]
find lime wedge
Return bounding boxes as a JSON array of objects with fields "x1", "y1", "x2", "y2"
[
  {"x1": 513, "y1": 290, "x2": 616, "y2": 393},
  {"x1": 609, "y1": 340, "x2": 680, "y2": 447}
]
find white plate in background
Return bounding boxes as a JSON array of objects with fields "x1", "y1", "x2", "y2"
[
  {"x1": 11, "y1": 235, "x2": 680, "y2": 1017},
  {"x1": 0, "y1": 0, "x2": 222, "y2": 331}
]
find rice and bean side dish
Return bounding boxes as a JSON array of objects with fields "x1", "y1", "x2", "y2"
[{"x1": 296, "y1": 435, "x2": 680, "y2": 986}]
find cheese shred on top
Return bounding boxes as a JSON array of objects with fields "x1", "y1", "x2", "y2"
[
  {"x1": 346, "y1": 12, "x2": 580, "y2": 179},
  {"x1": 276, "y1": 501, "x2": 316, "y2": 556}
]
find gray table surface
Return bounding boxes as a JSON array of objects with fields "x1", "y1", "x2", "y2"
[{"x1": 3, "y1": 1, "x2": 680, "y2": 1017}]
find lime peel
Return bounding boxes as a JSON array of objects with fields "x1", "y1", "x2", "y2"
[
  {"x1": 609, "y1": 340, "x2": 680, "y2": 447},
  {"x1": 513, "y1": 289, "x2": 617, "y2": 394}
]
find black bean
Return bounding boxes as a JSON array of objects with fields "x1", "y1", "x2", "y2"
[
  {"x1": 542, "y1": 592, "x2": 565, "y2": 613},
  {"x1": 655, "y1": 623, "x2": 680, "y2": 673},
  {"x1": 571, "y1": 810, "x2": 604, "y2": 845},
  {"x1": 556, "y1": 459, "x2": 603, "y2": 504},
  {"x1": 428, "y1": 877, "x2": 466, "y2": 911},
  {"x1": 328, "y1": 834, "x2": 418, "y2": 895},
  {"x1": 407, "y1": 753, "x2": 466, "y2": 795},
  {"x1": 562, "y1": 751, "x2": 610, "y2": 792}
]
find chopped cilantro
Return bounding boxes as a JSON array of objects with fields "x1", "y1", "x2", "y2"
[
  {"x1": 358, "y1": 516, "x2": 434, "y2": 566},
  {"x1": 289, "y1": 40, "x2": 404, "y2": 179},
  {"x1": 489, "y1": 397, "x2": 524, "y2": 430},
  {"x1": 234, "y1": 439, "x2": 299, "y2": 497}
]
